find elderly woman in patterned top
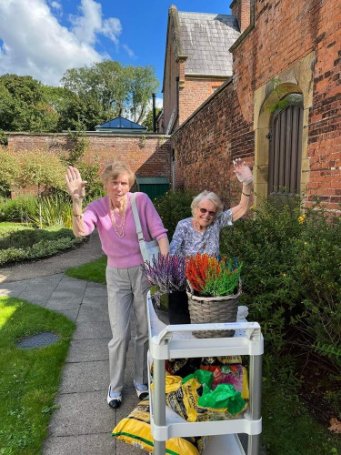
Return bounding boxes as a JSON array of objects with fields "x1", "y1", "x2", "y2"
[{"x1": 168, "y1": 158, "x2": 253, "y2": 324}]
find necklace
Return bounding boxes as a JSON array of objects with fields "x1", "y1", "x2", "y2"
[{"x1": 110, "y1": 196, "x2": 128, "y2": 238}]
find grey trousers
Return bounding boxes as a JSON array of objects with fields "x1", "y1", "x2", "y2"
[{"x1": 106, "y1": 265, "x2": 150, "y2": 394}]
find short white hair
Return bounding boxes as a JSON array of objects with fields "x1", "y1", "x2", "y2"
[{"x1": 191, "y1": 190, "x2": 223, "y2": 216}]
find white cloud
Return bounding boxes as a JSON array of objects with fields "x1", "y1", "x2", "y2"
[
  {"x1": 0, "y1": 0, "x2": 124, "y2": 86},
  {"x1": 122, "y1": 43, "x2": 135, "y2": 58},
  {"x1": 49, "y1": 1, "x2": 62, "y2": 11},
  {"x1": 70, "y1": 0, "x2": 122, "y2": 46}
]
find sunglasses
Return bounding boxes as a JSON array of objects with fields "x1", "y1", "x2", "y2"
[{"x1": 199, "y1": 207, "x2": 216, "y2": 217}]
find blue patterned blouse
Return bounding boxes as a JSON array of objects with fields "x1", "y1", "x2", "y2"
[{"x1": 169, "y1": 209, "x2": 233, "y2": 257}]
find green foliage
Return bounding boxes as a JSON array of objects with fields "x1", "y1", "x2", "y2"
[
  {"x1": 0, "y1": 129, "x2": 8, "y2": 146},
  {"x1": 262, "y1": 354, "x2": 341, "y2": 455},
  {"x1": 0, "y1": 74, "x2": 60, "y2": 132},
  {"x1": 0, "y1": 223, "x2": 83, "y2": 265},
  {"x1": 29, "y1": 194, "x2": 73, "y2": 228},
  {"x1": 65, "y1": 130, "x2": 89, "y2": 165},
  {"x1": 153, "y1": 190, "x2": 194, "y2": 238},
  {"x1": 16, "y1": 150, "x2": 66, "y2": 195},
  {"x1": 0, "y1": 196, "x2": 37, "y2": 222},
  {"x1": 142, "y1": 107, "x2": 161, "y2": 131},
  {"x1": 0, "y1": 148, "x2": 18, "y2": 196},
  {"x1": 61, "y1": 60, "x2": 159, "y2": 125},
  {"x1": 77, "y1": 161, "x2": 104, "y2": 203},
  {"x1": 220, "y1": 196, "x2": 341, "y2": 369},
  {"x1": 0, "y1": 296, "x2": 75, "y2": 454}
]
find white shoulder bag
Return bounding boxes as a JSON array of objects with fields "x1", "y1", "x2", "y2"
[{"x1": 131, "y1": 193, "x2": 160, "y2": 263}]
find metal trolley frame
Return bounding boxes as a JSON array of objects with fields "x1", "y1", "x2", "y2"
[{"x1": 146, "y1": 292, "x2": 264, "y2": 455}]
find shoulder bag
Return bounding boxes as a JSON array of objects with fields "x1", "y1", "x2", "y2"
[{"x1": 131, "y1": 193, "x2": 160, "y2": 263}]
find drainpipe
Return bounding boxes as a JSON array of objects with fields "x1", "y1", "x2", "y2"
[{"x1": 152, "y1": 93, "x2": 156, "y2": 133}]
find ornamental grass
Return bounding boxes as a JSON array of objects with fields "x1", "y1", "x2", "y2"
[{"x1": 186, "y1": 254, "x2": 242, "y2": 297}]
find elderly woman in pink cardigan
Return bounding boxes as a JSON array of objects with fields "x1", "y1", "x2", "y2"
[{"x1": 65, "y1": 161, "x2": 169, "y2": 409}]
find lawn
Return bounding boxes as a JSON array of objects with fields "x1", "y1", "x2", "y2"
[
  {"x1": 0, "y1": 296, "x2": 75, "y2": 454},
  {"x1": 65, "y1": 255, "x2": 107, "y2": 283}
]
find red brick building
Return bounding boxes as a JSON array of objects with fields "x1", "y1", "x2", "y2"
[
  {"x1": 161, "y1": 5, "x2": 240, "y2": 134},
  {"x1": 167, "y1": 0, "x2": 341, "y2": 212}
]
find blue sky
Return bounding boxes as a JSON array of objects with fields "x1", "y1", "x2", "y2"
[{"x1": 0, "y1": 0, "x2": 231, "y2": 104}]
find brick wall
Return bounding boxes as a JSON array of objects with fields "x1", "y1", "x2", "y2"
[
  {"x1": 172, "y1": 81, "x2": 254, "y2": 206},
  {"x1": 171, "y1": 0, "x2": 341, "y2": 210},
  {"x1": 179, "y1": 78, "x2": 227, "y2": 126},
  {"x1": 7, "y1": 132, "x2": 171, "y2": 180}
]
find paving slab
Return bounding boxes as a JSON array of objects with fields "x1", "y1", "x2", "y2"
[
  {"x1": 77, "y1": 303, "x2": 109, "y2": 322},
  {"x1": 44, "y1": 433, "x2": 115, "y2": 455},
  {"x1": 49, "y1": 391, "x2": 114, "y2": 437},
  {"x1": 60, "y1": 360, "x2": 109, "y2": 393},
  {"x1": 67, "y1": 338, "x2": 110, "y2": 363},
  {"x1": 73, "y1": 321, "x2": 113, "y2": 340}
]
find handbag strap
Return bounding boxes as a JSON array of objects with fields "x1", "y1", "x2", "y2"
[{"x1": 131, "y1": 193, "x2": 145, "y2": 243}]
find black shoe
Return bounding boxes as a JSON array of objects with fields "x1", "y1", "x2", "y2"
[
  {"x1": 107, "y1": 386, "x2": 122, "y2": 409},
  {"x1": 137, "y1": 391, "x2": 149, "y2": 400},
  {"x1": 108, "y1": 398, "x2": 121, "y2": 409}
]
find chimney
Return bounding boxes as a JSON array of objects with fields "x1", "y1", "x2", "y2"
[{"x1": 230, "y1": 0, "x2": 251, "y2": 33}]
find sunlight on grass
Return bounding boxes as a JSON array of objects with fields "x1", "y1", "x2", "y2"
[
  {"x1": 0, "y1": 296, "x2": 75, "y2": 454},
  {"x1": 65, "y1": 255, "x2": 107, "y2": 284},
  {"x1": 0, "y1": 301, "x2": 17, "y2": 328}
]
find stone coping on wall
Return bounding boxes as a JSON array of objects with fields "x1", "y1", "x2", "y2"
[{"x1": 6, "y1": 131, "x2": 171, "y2": 139}]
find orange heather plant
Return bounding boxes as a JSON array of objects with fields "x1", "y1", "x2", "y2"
[
  {"x1": 186, "y1": 254, "x2": 242, "y2": 297},
  {"x1": 185, "y1": 254, "x2": 221, "y2": 293}
]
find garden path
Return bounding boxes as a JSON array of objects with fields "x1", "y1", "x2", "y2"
[{"x1": 0, "y1": 233, "x2": 145, "y2": 454}]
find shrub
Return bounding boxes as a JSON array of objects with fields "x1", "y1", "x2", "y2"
[
  {"x1": 220, "y1": 196, "x2": 302, "y2": 352},
  {"x1": 153, "y1": 190, "x2": 194, "y2": 238},
  {"x1": 0, "y1": 148, "x2": 18, "y2": 196},
  {"x1": 0, "y1": 224, "x2": 83, "y2": 265},
  {"x1": 0, "y1": 196, "x2": 37, "y2": 222},
  {"x1": 17, "y1": 149, "x2": 66, "y2": 194},
  {"x1": 220, "y1": 196, "x2": 341, "y2": 368},
  {"x1": 291, "y1": 210, "x2": 341, "y2": 367},
  {"x1": 77, "y1": 161, "x2": 104, "y2": 203}
]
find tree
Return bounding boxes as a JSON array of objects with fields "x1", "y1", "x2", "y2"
[
  {"x1": 142, "y1": 107, "x2": 161, "y2": 132},
  {"x1": 61, "y1": 60, "x2": 159, "y2": 125},
  {"x1": 0, "y1": 74, "x2": 61, "y2": 132}
]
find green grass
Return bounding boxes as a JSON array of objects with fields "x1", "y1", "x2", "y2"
[
  {"x1": 262, "y1": 375, "x2": 341, "y2": 455},
  {"x1": 0, "y1": 296, "x2": 75, "y2": 454},
  {"x1": 65, "y1": 256, "x2": 107, "y2": 284}
]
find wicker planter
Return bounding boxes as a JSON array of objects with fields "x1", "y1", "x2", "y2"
[{"x1": 186, "y1": 282, "x2": 242, "y2": 338}]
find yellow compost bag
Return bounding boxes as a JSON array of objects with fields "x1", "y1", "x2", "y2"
[
  {"x1": 165, "y1": 377, "x2": 201, "y2": 422},
  {"x1": 112, "y1": 400, "x2": 200, "y2": 455}
]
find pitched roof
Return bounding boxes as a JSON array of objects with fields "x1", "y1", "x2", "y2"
[
  {"x1": 177, "y1": 11, "x2": 240, "y2": 77},
  {"x1": 96, "y1": 116, "x2": 146, "y2": 131}
]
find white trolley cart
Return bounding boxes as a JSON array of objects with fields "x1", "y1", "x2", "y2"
[{"x1": 146, "y1": 292, "x2": 264, "y2": 455}]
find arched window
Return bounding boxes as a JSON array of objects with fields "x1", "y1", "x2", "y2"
[{"x1": 268, "y1": 93, "x2": 304, "y2": 195}]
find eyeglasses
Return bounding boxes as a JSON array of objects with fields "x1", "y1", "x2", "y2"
[{"x1": 199, "y1": 207, "x2": 216, "y2": 217}]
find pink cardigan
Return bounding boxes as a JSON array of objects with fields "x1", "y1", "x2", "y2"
[{"x1": 82, "y1": 192, "x2": 167, "y2": 268}]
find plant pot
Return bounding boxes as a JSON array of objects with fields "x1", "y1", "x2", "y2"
[
  {"x1": 186, "y1": 282, "x2": 242, "y2": 338},
  {"x1": 168, "y1": 290, "x2": 191, "y2": 325}
]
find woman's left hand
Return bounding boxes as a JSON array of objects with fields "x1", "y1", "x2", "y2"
[{"x1": 233, "y1": 158, "x2": 253, "y2": 184}]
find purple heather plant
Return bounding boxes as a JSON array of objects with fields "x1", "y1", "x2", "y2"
[{"x1": 143, "y1": 254, "x2": 186, "y2": 294}]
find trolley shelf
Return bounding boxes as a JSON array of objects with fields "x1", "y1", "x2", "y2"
[{"x1": 146, "y1": 292, "x2": 264, "y2": 455}]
